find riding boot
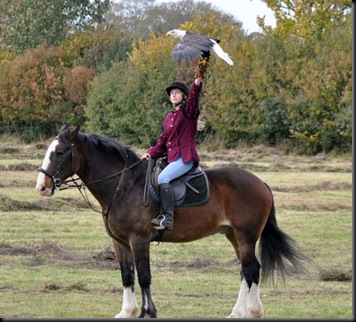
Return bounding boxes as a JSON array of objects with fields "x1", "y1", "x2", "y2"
[{"x1": 151, "y1": 183, "x2": 174, "y2": 230}]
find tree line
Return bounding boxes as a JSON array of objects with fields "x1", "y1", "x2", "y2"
[{"x1": 0, "y1": 0, "x2": 352, "y2": 155}]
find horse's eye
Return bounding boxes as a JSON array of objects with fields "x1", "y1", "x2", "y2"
[{"x1": 56, "y1": 150, "x2": 65, "y2": 156}]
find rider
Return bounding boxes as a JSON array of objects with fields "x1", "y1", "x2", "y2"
[{"x1": 141, "y1": 58, "x2": 209, "y2": 230}]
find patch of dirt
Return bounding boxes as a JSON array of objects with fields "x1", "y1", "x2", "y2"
[
  {"x1": 65, "y1": 281, "x2": 90, "y2": 292},
  {"x1": 266, "y1": 285, "x2": 351, "y2": 297},
  {"x1": 0, "y1": 146, "x2": 19, "y2": 154},
  {"x1": 272, "y1": 181, "x2": 352, "y2": 193},
  {"x1": 278, "y1": 201, "x2": 351, "y2": 212},
  {"x1": 200, "y1": 145, "x2": 282, "y2": 162},
  {"x1": 320, "y1": 267, "x2": 352, "y2": 282},
  {"x1": 7, "y1": 163, "x2": 38, "y2": 171},
  {"x1": 34, "y1": 142, "x2": 48, "y2": 150},
  {"x1": 0, "y1": 240, "x2": 240, "y2": 274},
  {"x1": 0, "y1": 194, "x2": 43, "y2": 211},
  {"x1": 0, "y1": 194, "x2": 97, "y2": 212},
  {"x1": 93, "y1": 245, "x2": 117, "y2": 261},
  {"x1": 201, "y1": 160, "x2": 351, "y2": 173},
  {"x1": 43, "y1": 281, "x2": 90, "y2": 293},
  {"x1": 43, "y1": 283, "x2": 61, "y2": 291},
  {"x1": 0, "y1": 240, "x2": 118, "y2": 270},
  {"x1": 0, "y1": 180, "x2": 34, "y2": 188},
  {"x1": 154, "y1": 257, "x2": 239, "y2": 273}
]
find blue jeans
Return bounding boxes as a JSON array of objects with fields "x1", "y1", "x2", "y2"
[{"x1": 157, "y1": 156, "x2": 194, "y2": 185}]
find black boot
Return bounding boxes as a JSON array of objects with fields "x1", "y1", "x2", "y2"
[{"x1": 151, "y1": 183, "x2": 174, "y2": 230}]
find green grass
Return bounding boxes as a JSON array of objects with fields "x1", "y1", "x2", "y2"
[{"x1": 0, "y1": 146, "x2": 353, "y2": 319}]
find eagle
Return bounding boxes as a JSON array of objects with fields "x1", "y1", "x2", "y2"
[{"x1": 166, "y1": 29, "x2": 234, "y2": 66}]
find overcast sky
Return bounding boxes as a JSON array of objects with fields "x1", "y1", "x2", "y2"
[
  {"x1": 156, "y1": 0, "x2": 276, "y2": 34},
  {"x1": 204, "y1": 0, "x2": 276, "y2": 33}
]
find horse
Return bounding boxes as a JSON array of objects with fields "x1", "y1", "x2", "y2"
[{"x1": 35, "y1": 123, "x2": 309, "y2": 318}]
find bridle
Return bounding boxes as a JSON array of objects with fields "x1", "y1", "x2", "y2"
[
  {"x1": 37, "y1": 136, "x2": 75, "y2": 189},
  {"x1": 37, "y1": 135, "x2": 142, "y2": 215},
  {"x1": 37, "y1": 133, "x2": 145, "y2": 248}
]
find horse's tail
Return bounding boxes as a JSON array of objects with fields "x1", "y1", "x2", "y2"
[{"x1": 259, "y1": 184, "x2": 311, "y2": 285}]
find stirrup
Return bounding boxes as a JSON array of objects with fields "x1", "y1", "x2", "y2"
[
  {"x1": 151, "y1": 215, "x2": 166, "y2": 230},
  {"x1": 151, "y1": 215, "x2": 172, "y2": 230}
]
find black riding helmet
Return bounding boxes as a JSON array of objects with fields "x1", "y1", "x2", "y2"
[{"x1": 166, "y1": 81, "x2": 189, "y2": 97}]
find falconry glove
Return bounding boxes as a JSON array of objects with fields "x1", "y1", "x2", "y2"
[{"x1": 194, "y1": 58, "x2": 209, "y2": 79}]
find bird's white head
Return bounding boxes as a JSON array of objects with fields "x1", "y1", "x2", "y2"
[{"x1": 166, "y1": 29, "x2": 186, "y2": 40}]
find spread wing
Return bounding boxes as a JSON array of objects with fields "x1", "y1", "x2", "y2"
[{"x1": 170, "y1": 32, "x2": 218, "y2": 63}]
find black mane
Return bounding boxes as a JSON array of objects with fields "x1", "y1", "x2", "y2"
[
  {"x1": 57, "y1": 126, "x2": 147, "y2": 180},
  {"x1": 83, "y1": 133, "x2": 142, "y2": 166},
  {"x1": 57, "y1": 126, "x2": 142, "y2": 168}
]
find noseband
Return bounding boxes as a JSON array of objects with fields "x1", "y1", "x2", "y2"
[{"x1": 37, "y1": 136, "x2": 75, "y2": 188}]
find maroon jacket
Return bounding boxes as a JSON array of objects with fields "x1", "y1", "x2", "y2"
[{"x1": 146, "y1": 81, "x2": 202, "y2": 164}]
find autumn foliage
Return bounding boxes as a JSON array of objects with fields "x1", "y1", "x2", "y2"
[{"x1": 0, "y1": 0, "x2": 352, "y2": 153}]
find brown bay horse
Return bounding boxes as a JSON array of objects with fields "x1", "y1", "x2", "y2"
[{"x1": 36, "y1": 123, "x2": 309, "y2": 318}]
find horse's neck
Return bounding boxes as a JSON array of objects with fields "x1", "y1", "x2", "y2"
[
  {"x1": 76, "y1": 145, "x2": 143, "y2": 210},
  {"x1": 77, "y1": 150, "x2": 126, "y2": 199}
]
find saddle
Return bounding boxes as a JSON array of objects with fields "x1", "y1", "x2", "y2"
[{"x1": 149, "y1": 157, "x2": 210, "y2": 207}]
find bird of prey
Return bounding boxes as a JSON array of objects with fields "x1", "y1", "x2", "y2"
[{"x1": 166, "y1": 29, "x2": 234, "y2": 66}]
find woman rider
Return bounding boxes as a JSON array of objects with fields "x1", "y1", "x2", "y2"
[{"x1": 141, "y1": 59, "x2": 209, "y2": 230}]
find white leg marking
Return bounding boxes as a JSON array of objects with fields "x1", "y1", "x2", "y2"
[
  {"x1": 227, "y1": 278, "x2": 249, "y2": 318},
  {"x1": 227, "y1": 279, "x2": 264, "y2": 318},
  {"x1": 143, "y1": 292, "x2": 149, "y2": 310},
  {"x1": 114, "y1": 287, "x2": 139, "y2": 318},
  {"x1": 247, "y1": 282, "x2": 264, "y2": 318}
]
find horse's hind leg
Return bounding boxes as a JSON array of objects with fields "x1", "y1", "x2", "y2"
[
  {"x1": 112, "y1": 241, "x2": 139, "y2": 318},
  {"x1": 225, "y1": 230, "x2": 264, "y2": 318}
]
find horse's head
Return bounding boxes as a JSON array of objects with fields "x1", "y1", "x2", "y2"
[{"x1": 36, "y1": 123, "x2": 80, "y2": 196}]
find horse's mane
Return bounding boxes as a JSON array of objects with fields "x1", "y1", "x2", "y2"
[
  {"x1": 80, "y1": 132, "x2": 142, "y2": 167},
  {"x1": 57, "y1": 125, "x2": 143, "y2": 168}
]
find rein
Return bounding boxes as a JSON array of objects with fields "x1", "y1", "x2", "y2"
[
  {"x1": 57, "y1": 176, "x2": 102, "y2": 214},
  {"x1": 100, "y1": 156, "x2": 142, "y2": 217},
  {"x1": 143, "y1": 156, "x2": 155, "y2": 206},
  {"x1": 59, "y1": 158, "x2": 142, "y2": 214}
]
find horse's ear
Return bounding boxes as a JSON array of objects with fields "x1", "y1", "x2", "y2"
[
  {"x1": 68, "y1": 124, "x2": 80, "y2": 142},
  {"x1": 59, "y1": 122, "x2": 69, "y2": 132}
]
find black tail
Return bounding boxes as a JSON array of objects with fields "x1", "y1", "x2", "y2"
[{"x1": 259, "y1": 186, "x2": 311, "y2": 285}]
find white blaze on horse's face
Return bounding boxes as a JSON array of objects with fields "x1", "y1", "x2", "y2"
[{"x1": 35, "y1": 138, "x2": 59, "y2": 196}]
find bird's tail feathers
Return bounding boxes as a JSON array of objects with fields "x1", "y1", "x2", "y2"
[{"x1": 212, "y1": 42, "x2": 234, "y2": 66}]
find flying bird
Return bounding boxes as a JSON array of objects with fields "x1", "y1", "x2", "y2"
[{"x1": 166, "y1": 29, "x2": 234, "y2": 66}]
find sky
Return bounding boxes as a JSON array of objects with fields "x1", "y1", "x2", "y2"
[
  {"x1": 156, "y1": 0, "x2": 276, "y2": 34},
  {"x1": 205, "y1": 0, "x2": 276, "y2": 33}
]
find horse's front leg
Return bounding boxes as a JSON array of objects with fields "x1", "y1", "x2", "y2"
[
  {"x1": 112, "y1": 240, "x2": 139, "y2": 318},
  {"x1": 131, "y1": 237, "x2": 157, "y2": 318}
]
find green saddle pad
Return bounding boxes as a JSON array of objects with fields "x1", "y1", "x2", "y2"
[{"x1": 149, "y1": 171, "x2": 210, "y2": 207}]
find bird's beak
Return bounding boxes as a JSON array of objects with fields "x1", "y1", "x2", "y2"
[{"x1": 166, "y1": 31, "x2": 173, "y2": 37}]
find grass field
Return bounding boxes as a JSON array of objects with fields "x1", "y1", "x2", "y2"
[{"x1": 0, "y1": 139, "x2": 353, "y2": 318}]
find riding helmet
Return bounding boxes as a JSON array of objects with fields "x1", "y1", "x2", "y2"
[{"x1": 166, "y1": 81, "x2": 189, "y2": 97}]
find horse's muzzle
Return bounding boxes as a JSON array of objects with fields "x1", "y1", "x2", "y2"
[
  {"x1": 36, "y1": 182, "x2": 56, "y2": 196},
  {"x1": 36, "y1": 167, "x2": 57, "y2": 196}
]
